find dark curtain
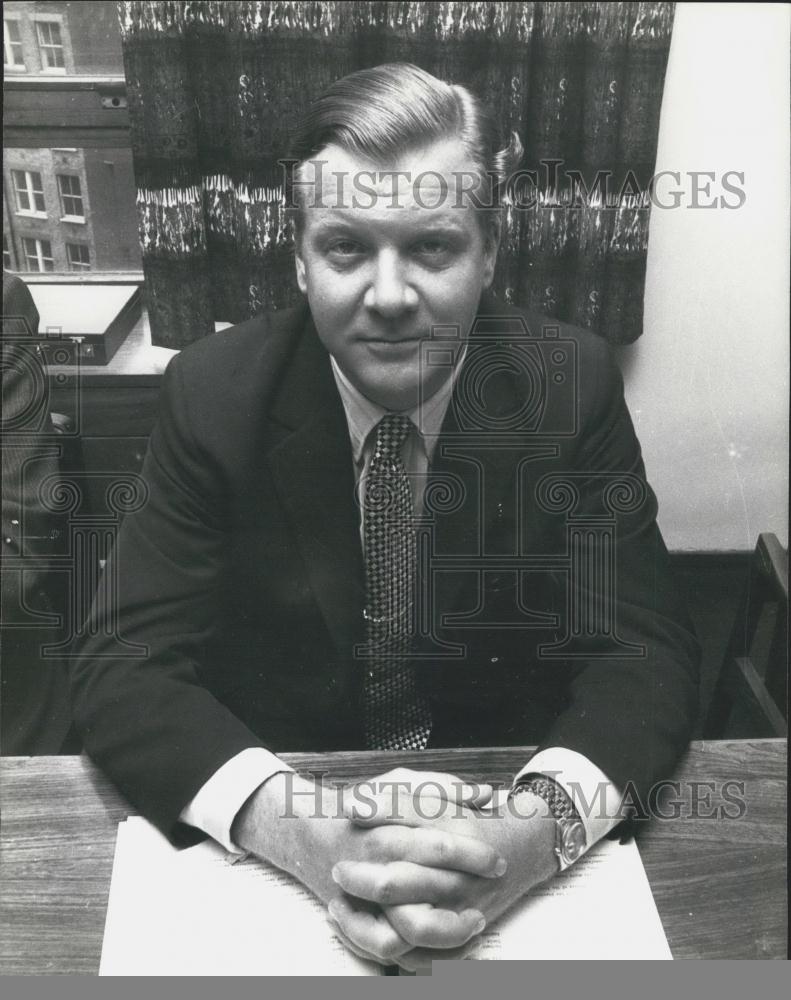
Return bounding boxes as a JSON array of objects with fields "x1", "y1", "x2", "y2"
[{"x1": 118, "y1": 1, "x2": 675, "y2": 348}]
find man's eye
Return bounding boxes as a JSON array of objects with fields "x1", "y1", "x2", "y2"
[
  {"x1": 413, "y1": 240, "x2": 452, "y2": 259},
  {"x1": 328, "y1": 240, "x2": 364, "y2": 256}
]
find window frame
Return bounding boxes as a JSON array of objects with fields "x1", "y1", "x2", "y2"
[
  {"x1": 66, "y1": 241, "x2": 91, "y2": 271},
  {"x1": 57, "y1": 172, "x2": 86, "y2": 222},
  {"x1": 35, "y1": 18, "x2": 66, "y2": 75},
  {"x1": 3, "y1": 17, "x2": 25, "y2": 70},
  {"x1": 22, "y1": 236, "x2": 55, "y2": 273},
  {"x1": 12, "y1": 168, "x2": 47, "y2": 216}
]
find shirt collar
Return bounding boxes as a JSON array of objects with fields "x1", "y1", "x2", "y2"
[{"x1": 330, "y1": 345, "x2": 466, "y2": 465}]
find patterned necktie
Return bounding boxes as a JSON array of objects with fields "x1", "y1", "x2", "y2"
[{"x1": 361, "y1": 413, "x2": 432, "y2": 750}]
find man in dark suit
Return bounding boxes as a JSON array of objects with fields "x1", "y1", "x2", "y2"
[
  {"x1": 2, "y1": 272, "x2": 74, "y2": 755},
  {"x1": 71, "y1": 64, "x2": 700, "y2": 968}
]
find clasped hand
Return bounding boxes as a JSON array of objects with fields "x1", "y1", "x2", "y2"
[
  {"x1": 233, "y1": 766, "x2": 557, "y2": 972},
  {"x1": 325, "y1": 768, "x2": 557, "y2": 971}
]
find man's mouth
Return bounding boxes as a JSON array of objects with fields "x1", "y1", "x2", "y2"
[
  {"x1": 363, "y1": 337, "x2": 422, "y2": 349},
  {"x1": 361, "y1": 333, "x2": 422, "y2": 345},
  {"x1": 365, "y1": 337, "x2": 420, "y2": 343}
]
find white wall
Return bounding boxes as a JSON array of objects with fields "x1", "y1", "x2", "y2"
[{"x1": 619, "y1": 3, "x2": 789, "y2": 551}]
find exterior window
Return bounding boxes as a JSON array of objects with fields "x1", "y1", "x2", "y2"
[
  {"x1": 3, "y1": 19, "x2": 24, "y2": 69},
  {"x1": 12, "y1": 170, "x2": 46, "y2": 214},
  {"x1": 36, "y1": 20, "x2": 65, "y2": 72},
  {"x1": 67, "y1": 242, "x2": 91, "y2": 271},
  {"x1": 3, "y1": 235, "x2": 14, "y2": 270},
  {"x1": 22, "y1": 237, "x2": 55, "y2": 273},
  {"x1": 58, "y1": 174, "x2": 85, "y2": 219},
  {"x1": 5, "y1": 7, "x2": 138, "y2": 276}
]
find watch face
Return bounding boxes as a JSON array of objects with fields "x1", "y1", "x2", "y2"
[{"x1": 561, "y1": 821, "x2": 587, "y2": 863}]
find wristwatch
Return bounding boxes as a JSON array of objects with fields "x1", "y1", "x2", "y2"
[{"x1": 509, "y1": 775, "x2": 587, "y2": 872}]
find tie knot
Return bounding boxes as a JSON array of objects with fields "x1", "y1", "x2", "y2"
[{"x1": 374, "y1": 413, "x2": 412, "y2": 460}]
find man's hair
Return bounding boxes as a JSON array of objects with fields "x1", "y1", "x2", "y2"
[{"x1": 284, "y1": 62, "x2": 523, "y2": 245}]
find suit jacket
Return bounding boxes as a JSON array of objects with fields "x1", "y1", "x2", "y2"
[
  {"x1": 2, "y1": 273, "x2": 73, "y2": 754},
  {"x1": 70, "y1": 293, "x2": 700, "y2": 836}
]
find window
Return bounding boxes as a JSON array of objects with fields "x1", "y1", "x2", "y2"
[
  {"x1": 3, "y1": 235, "x2": 15, "y2": 270},
  {"x1": 3, "y1": 18, "x2": 24, "y2": 69},
  {"x1": 5, "y1": 5, "x2": 139, "y2": 278},
  {"x1": 5, "y1": 147, "x2": 141, "y2": 274},
  {"x1": 12, "y1": 170, "x2": 46, "y2": 214},
  {"x1": 36, "y1": 20, "x2": 65, "y2": 72},
  {"x1": 58, "y1": 174, "x2": 84, "y2": 219},
  {"x1": 22, "y1": 237, "x2": 54, "y2": 273},
  {"x1": 66, "y1": 242, "x2": 91, "y2": 271}
]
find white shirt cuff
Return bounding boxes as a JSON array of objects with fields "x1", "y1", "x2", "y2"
[
  {"x1": 513, "y1": 747, "x2": 624, "y2": 853},
  {"x1": 179, "y1": 747, "x2": 295, "y2": 854}
]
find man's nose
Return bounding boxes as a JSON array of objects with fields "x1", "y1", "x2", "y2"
[{"x1": 363, "y1": 251, "x2": 419, "y2": 317}]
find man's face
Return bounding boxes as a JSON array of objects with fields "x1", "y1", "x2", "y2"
[{"x1": 294, "y1": 137, "x2": 499, "y2": 411}]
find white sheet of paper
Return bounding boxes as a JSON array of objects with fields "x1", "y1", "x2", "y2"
[
  {"x1": 465, "y1": 835, "x2": 672, "y2": 961},
  {"x1": 99, "y1": 818, "x2": 381, "y2": 975},
  {"x1": 100, "y1": 817, "x2": 671, "y2": 975}
]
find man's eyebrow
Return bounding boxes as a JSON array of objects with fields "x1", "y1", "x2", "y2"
[{"x1": 311, "y1": 213, "x2": 468, "y2": 234}]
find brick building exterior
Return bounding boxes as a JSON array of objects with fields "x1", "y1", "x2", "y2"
[{"x1": 3, "y1": 2, "x2": 138, "y2": 273}]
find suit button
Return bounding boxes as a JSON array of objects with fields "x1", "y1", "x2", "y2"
[{"x1": 490, "y1": 656, "x2": 499, "y2": 663}]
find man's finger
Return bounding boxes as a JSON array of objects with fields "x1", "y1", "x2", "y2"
[
  {"x1": 344, "y1": 771, "x2": 493, "y2": 813},
  {"x1": 383, "y1": 901, "x2": 487, "y2": 950},
  {"x1": 332, "y1": 859, "x2": 468, "y2": 905},
  {"x1": 396, "y1": 940, "x2": 479, "y2": 972},
  {"x1": 378, "y1": 771, "x2": 493, "y2": 806},
  {"x1": 327, "y1": 919, "x2": 399, "y2": 968},
  {"x1": 362, "y1": 824, "x2": 507, "y2": 878},
  {"x1": 327, "y1": 896, "x2": 412, "y2": 962},
  {"x1": 345, "y1": 789, "x2": 482, "y2": 828}
]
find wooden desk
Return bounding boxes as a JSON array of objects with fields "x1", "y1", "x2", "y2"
[{"x1": 0, "y1": 740, "x2": 786, "y2": 972}]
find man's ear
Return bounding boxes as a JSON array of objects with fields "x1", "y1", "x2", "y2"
[{"x1": 482, "y1": 212, "x2": 502, "y2": 289}]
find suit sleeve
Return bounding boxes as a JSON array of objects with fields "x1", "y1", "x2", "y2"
[
  {"x1": 2, "y1": 279, "x2": 73, "y2": 754},
  {"x1": 69, "y1": 353, "x2": 266, "y2": 837},
  {"x1": 534, "y1": 337, "x2": 701, "y2": 810}
]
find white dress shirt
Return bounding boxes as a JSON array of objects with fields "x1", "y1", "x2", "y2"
[{"x1": 181, "y1": 352, "x2": 623, "y2": 854}]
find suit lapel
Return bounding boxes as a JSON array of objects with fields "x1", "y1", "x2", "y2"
[
  {"x1": 427, "y1": 388, "x2": 526, "y2": 626},
  {"x1": 266, "y1": 315, "x2": 366, "y2": 664},
  {"x1": 426, "y1": 300, "x2": 560, "y2": 627}
]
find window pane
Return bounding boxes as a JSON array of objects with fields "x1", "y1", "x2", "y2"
[
  {"x1": 37, "y1": 20, "x2": 65, "y2": 70},
  {"x1": 4, "y1": 18, "x2": 25, "y2": 68},
  {"x1": 7, "y1": 2, "x2": 124, "y2": 75},
  {"x1": 58, "y1": 173, "x2": 84, "y2": 217},
  {"x1": 4, "y1": 147, "x2": 141, "y2": 273},
  {"x1": 22, "y1": 236, "x2": 36, "y2": 266},
  {"x1": 12, "y1": 169, "x2": 32, "y2": 211},
  {"x1": 11, "y1": 169, "x2": 45, "y2": 213},
  {"x1": 32, "y1": 172, "x2": 46, "y2": 212},
  {"x1": 67, "y1": 241, "x2": 90, "y2": 270},
  {"x1": 22, "y1": 236, "x2": 53, "y2": 272},
  {"x1": 41, "y1": 240, "x2": 54, "y2": 271}
]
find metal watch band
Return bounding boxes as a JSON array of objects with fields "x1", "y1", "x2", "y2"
[
  {"x1": 510, "y1": 775, "x2": 581, "y2": 823},
  {"x1": 509, "y1": 774, "x2": 587, "y2": 872}
]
